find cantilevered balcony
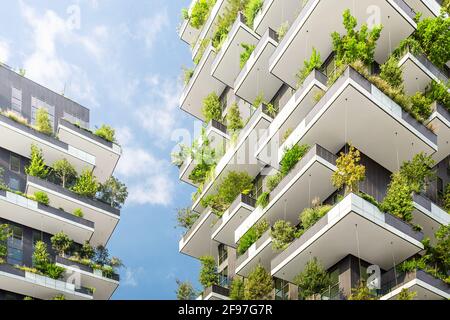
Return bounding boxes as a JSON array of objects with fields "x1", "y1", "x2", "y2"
[
  {"x1": 281, "y1": 67, "x2": 437, "y2": 173},
  {"x1": 234, "y1": 28, "x2": 282, "y2": 104},
  {"x1": 235, "y1": 230, "x2": 276, "y2": 277},
  {"x1": 57, "y1": 119, "x2": 121, "y2": 183},
  {"x1": 191, "y1": 0, "x2": 229, "y2": 62},
  {"x1": 427, "y1": 103, "x2": 450, "y2": 164},
  {"x1": 179, "y1": 209, "x2": 218, "y2": 259},
  {"x1": 25, "y1": 176, "x2": 119, "y2": 247},
  {"x1": 180, "y1": 45, "x2": 226, "y2": 120},
  {"x1": 191, "y1": 105, "x2": 272, "y2": 214},
  {"x1": 201, "y1": 284, "x2": 230, "y2": 300},
  {"x1": 380, "y1": 269, "x2": 450, "y2": 300},
  {"x1": 398, "y1": 49, "x2": 449, "y2": 95},
  {"x1": 271, "y1": 193, "x2": 424, "y2": 282},
  {"x1": 255, "y1": 69, "x2": 327, "y2": 166},
  {"x1": 0, "y1": 189, "x2": 94, "y2": 245},
  {"x1": 211, "y1": 194, "x2": 256, "y2": 247},
  {"x1": 269, "y1": 0, "x2": 417, "y2": 88},
  {"x1": 235, "y1": 145, "x2": 337, "y2": 242},
  {"x1": 211, "y1": 12, "x2": 260, "y2": 88},
  {"x1": 404, "y1": 0, "x2": 442, "y2": 17},
  {"x1": 179, "y1": 120, "x2": 229, "y2": 187},
  {"x1": 178, "y1": 0, "x2": 202, "y2": 45},
  {"x1": 253, "y1": 0, "x2": 303, "y2": 37},
  {"x1": 412, "y1": 193, "x2": 450, "y2": 242},
  {"x1": 0, "y1": 264, "x2": 93, "y2": 300},
  {"x1": 55, "y1": 256, "x2": 119, "y2": 300},
  {"x1": 0, "y1": 114, "x2": 95, "y2": 176}
]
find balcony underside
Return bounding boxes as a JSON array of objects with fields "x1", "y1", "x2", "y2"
[
  {"x1": 412, "y1": 194, "x2": 450, "y2": 243},
  {"x1": 0, "y1": 190, "x2": 94, "y2": 245},
  {"x1": 235, "y1": 29, "x2": 282, "y2": 104},
  {"x1": 269, "y1": 0, "x2": 416, "y2": 87},
  {"x1": 427, "y1": 104, "x2": 450, "y2": 164},
  {"x1": 180, "y1": 46, "x2": 225, "y2": 121},
  {"x1": 254, "y1": 0, "x2": 303, "y2": 36},
  {"x1": 57, "y1": 120, "x2": 121, "y2": 183},
  {"x1": 211, "y1": 14, "x2": 260, "y2": 88},
  {"x1": 281, "y1": 69, "x2": 437, "y2": 173},
  {"x1": 179, "y1": 19, "x2": 201, "y2": 46},
  {"x1": 404, "y1": 0, "x2": 442, "y2": 17},
  {"x1": 271, "y1": 194, "x2": 424, "y2": 282},
  {"x1": 235, "y1": 231, "x2": 275, "y2": 277},
  {"x1": 26, "y1": 178, "x2": 119, "y2": 247}
]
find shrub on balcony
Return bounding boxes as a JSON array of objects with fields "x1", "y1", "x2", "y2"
[
  {"x1": 230, "y1": 277, "x2": 245, "y2": 300},
  {"x1": 280, "y1": 144, "x2": 310, "y2": 176},
  {"x1": 176, "y1": 280, "x2": 197, "y2": 300},
  {"x1": 34, "y1": 191, "x2": 49, "y2": 206},
  {"x1": 176, "y1": 207, "x2": 200, "y2": 230},
  {"x1": 0, "y1": 224, "x2": 11, "y2": 264},
  {"x1": 271, "y1": 220, "x2": 296, "y2": 250},
  {"x1": 52, "y1": 294, "x2": 66, "y2": 300},
  {"x1": 380, "y1": 56, "x2": 404, "y2": 91},
  {"x1": 256, "y1": 191, "x2": 269, "y2": 208},
  {"x1": 244, "y1": 264, "x2": 273, "y2": 300},
  {"x1": 243, "y1": 0, "x2": 263, "y2": 29},
  {"x1": 331, "y1": 145, "x2": 365, "y2": 195},
  {"x1": 98, "y1": 176, "x2": 128, "y2": 209},
  {"x1": 190, "y1": 0, "x2": 216, "y2": 29},
  {"x1": 226, "y1": 103, "x2": 244, "y2": 134},
  {"x1": 381, "y1": 173, "x2": 414, "y2": 222},
  {"x1": 25, "y1": 145, "x2": 49, "y2": 179},
  {"x1": 194, "y1": 38, "x2": 211, "y2": 65},
  {"x1": 294, "y1": 257, "x2": 332, "y2": 300},
  {"x1": 410, "y1": 92, "x2": 433, "y2": 120},
  {"x1": 398, "y1": 288, "x2": 417, "y2": 300},
  {"x1": 240, "y1": 43, "x2": 255, "y2": 68},
  {"x1": 277, "y1": 21, "x2": 289, "y2": 41},
  {"x1": 202, "y1": 92, "x2": 222, "y2": 123},
  {"x1": 199, "y1": 255, "x2": 218, "y2": 288},
  {"x1": 296, "y1": 47, "x2": 322, "y2": 88},
  {"x1": 79, "y1": 241, "x2": 95, "y2": 260},
  {"x1": 35, "y1": 107, "x2": 53, "y2": 136},
  {"x1": 211, "y1": 0, "x2": 246, "y2": 49},
  {"x1": 182, "y1": 67, "x2": 194, "y2": 85},
  {"x1": 33, "y1": 241, "x2": 65, "y2": 280},
  {"x1": 347, "y1": 281, "x2": 377, "y2": 300},
  {"x1": 52, "y1": 158, "x2": 77, "y2": 188},
  {"x1": 201, "y1": 171, "x2": 253, "y2": 216},
  {"x1": 2, "y1": 110, "x2": 28, "y2": 126},
  {"x1": 266, "y1": 173, "x2": 283, "y2": 192},
  {"x1": 299, "y1": 204, "x2": 332, "y2": 234},
  {"x1": 73, "y1": 208, "x2": 84, "y2": 218},
  {"x1": 331, "y1": 9, "x2": 382, "y2": 67},
  {"x1": 72, "y1": 169, "x2": 98, "y2": 198},
  {"x1": 443, "y1": 184, "x2": 450, "y2": 212},
  {"x1": 237, "y1": 219, "x2": 269, "y2": 255},
  {"x1": 51, "y1": 232, "x2": 73, "y2": 257},
  {"x1": 399, "y1": 152, "x2": 435, "y2": 194},
  {"x1": 425, "y1": 80, "x2": 450, "y2": 111},
  {"x1": 443, "y1": 0, "x2": 450, "y2": 15},
  {"x1": 94, "y1": 125, "x2": 116, "y2": 143}
]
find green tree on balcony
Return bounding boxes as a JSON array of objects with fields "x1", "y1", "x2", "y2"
[
  {"x1": 35, "y1": 107, "x2": 53, "y2": 136},
  {"x1": 0, "y1": 224, "x2": 11, "y2": 264},
  {"x1": 98, "y1": 176, "x2": 128, "y2": 208},
  {"x1": 71, "y1": 169, "x2": 98, "y2": 198},
  {"x1": 244, "y1": 264, "x2": 273, "y2": 300},
  {"x1": 52, "y1": 159, "x2": 77, "y2": 188},
  {"x1": 199, "y1": 255, "x2": 218, "y2": 288},
  {"x1": 229, "y1": 277, "x2": 245, "y2": 300},
  {"x1": 176, "y1": 280, "x2": 197, "y2": 300},
  {"x1": 331, "y1": 145, "x2": 365, "y2": 195},
  {"x1": 51, "y1": 232, "x2": 73, "y2": 257},
  {"x1": 294, "y1": 257, "x2": 332, "y2": 300},
  {"x1": 25, "y1": 145, "x2": 49, "y2": 179}
]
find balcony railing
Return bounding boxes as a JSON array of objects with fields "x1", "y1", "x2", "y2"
[
  {"x1": 55, "y1": 256, "x2": 120, "y2": 282},
  {"x1": 203, "y1": 284, "x2": 230, "y2": 299}
]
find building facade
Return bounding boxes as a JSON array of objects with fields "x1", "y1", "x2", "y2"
[
  {"x1": 0, "y1": 64, "x2": 122, "y2": 300},
  {"x1": 176, "y1": 0, "x2": 450, "y2": 300}
]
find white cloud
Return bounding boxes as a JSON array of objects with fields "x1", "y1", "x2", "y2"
[
  {"x1": 123, "y1": 267, "x2": 145, "y2": 287},
  {"x1": 0, "y1": 39, "x2": 10, "y2": 63},
  {"x1": 137, "y1": 10, "x2": 169, "y2": 50}
]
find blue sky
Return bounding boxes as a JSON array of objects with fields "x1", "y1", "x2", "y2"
[{"x1": 0, "y1": 0, "x2": 200, "y2": 299}]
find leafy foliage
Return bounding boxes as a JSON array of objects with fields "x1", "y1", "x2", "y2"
[
  {"x1": 271, "y1": 220, "x2": 296, "y2": 250},
  {"x1": 237, "y1": 219, "x2": 269, "y2": 255},
  {"x1": 199, "y1": 255, "x2": 218, "y2": 288},
  {"x1": 397, "y1": 288, "x2": 417, "y2": 300},
  {"x1": 443, "y1": 183, "x2": 450, "y2": 212},
  {"x1": 211, "y1": 0, "x2": 248, "y2": 49},
  {"x1": 331, "y1": 145, "x2": 365, "y2": 194},
  {"x1": 280, "y1": 144, "x2": 310, "y2": 176},
  {"x1": 176, "y1": 280, "x2": 197, "y2": 300},
  {"x1": 425, "y1": 80, "x2": 450, "y2": 111},
  {"x1": 79, "y1": 241, "x2": 95, "y2": 260},
  {"x1": 226, "y1": 103, "x2": 244, "y2": 134},
  {"x1": 34, "y1": 191, "x2": 49, "y2": 206},
  {"x1": 52, "y1": 159, "x2": 77, "y2": 188},
  {"x1": 381, "y1": 173, "x2": 414, "y2": 222},
  {"x1": 94, "y1": 125, "x2": 116, "y2": 143},
  {"x1": 399, "y1": 152, "x2": 435, "y2": 193},
  {"x1": 294, "y1": 257, "x2": 332, "y2": 299},
  {"x1": 229, "y1": 277, "x2": 245, "y2": 300},
  {"x1": 33, "y1": 241, "x2": 65, "y2": 279},
  {"x1": 73, "y1": 208, "x2": 84, "y2": 218},
  {"x1": 256, "y1": 192, "x2": 269, "y2": 208},
  {"x1": 331, "y1": 9, "x2": 382, "y2": 67},
  {"x1": 243, "y1": 0, "x2": 263, "y2": 29},
  {"x1": 244, "y1": 264, "x2": 273, "y2": 300},
  {"x1": 35, "y1": 107, "x2": 53, "y2": 135},
  {"x1": 299, "y1": 204, "x2": 332, "y2": 232},
  {"x1": 296, "y1": 47, "x2": 322, "y2": 88},
  {"x1": 25, "y1": 145, "x2": 49, "y2": 179},
  {"x1": 182, "y1": 67, "x2": 194, "y2": 85},
  {"x1": 240, "y1": 43, "x2": 255, "y2": 68},
  {"x1": 276, "y1": 21, "x2": 289, "y2": 41},
  {"x1": 410, "y1": 92, "x2": 433, "y2": 120},
  {"x1": 0, "y1": 224, "x2": 11, "y2": 263},
  {"x1": 202, "y1": 92, "x2": 222, "y2": 123},
  {"x1": 190, "y1": 0, "x2": 216, "y2": 29},
  {"x1": 347, "y1": 281, "x2": 377, "y2": 300},
  {"x1": 51, "y1": 232, "x2": 73, "y2": 256},
  {"x1": 265, "y1": 173, "x2": 283, "y2": 192},
  {"x1": 380, "y1": 56, "x2": 404, "y2": 91},
  {"x1": 71, "y1": 169, "x2": 98, "y2": 198},
  {"x1": 176, "y1": 207, "x2": 200, "y2": 230},
  {"x1": 98, "y1": 176, "x2": 128, "y2": 208}
]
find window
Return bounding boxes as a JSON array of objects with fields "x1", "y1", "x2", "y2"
[
  {"x1": 274, "y1": 278, "x2": 289, "y2": 300},
  {"x1": 11, "y1": 87, "x2": 22, "y2": 113},
  {"x1": 321, "y1": 269, "x2": 340, "y2": 300},
  {"x1": 63, "y1": 111, "x2": 89, "y2": 129},
  {"x1": 252, "y1": 174, "x2": 263, "y2": 199},
  {"x1": 218, "y1": 267, "x2": 229, "y2": 288},
  {"x1": 437, "y1": 177, "x2": 444, "y2": 203},
  {"x1": 7, "y1": 226, "x2": 23, "y2": 266},
  {"x1": 10, "y1": 154, "x2": 20, "y2": 173},
  {"x1": 31, "y1": 97, "x2": 55, "y2": 131},
  {"x1": 32, "y1": 231, "x2": 43, "y2": 249},
  {"x1": 218, "y1": 243, "x2": 228, "y2": 265},
  {"x1": 8, "y1": 177, "x2": 20, "y2": 191}
]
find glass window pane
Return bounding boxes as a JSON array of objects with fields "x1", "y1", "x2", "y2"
[{"x1": 10, "y1": 154, "x2": 20, "y2": 173}]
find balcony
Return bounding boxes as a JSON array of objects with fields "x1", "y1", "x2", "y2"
[
  {"x1": 235, "y1": 230, "x2": 275, "y2": 277},
  {"x1": 234, "y1": 28, "x2": 282, "y2": 104},
  {"x1": 253, "y1": 0, "x2": 303, "y2": 37},
  {"x1": 255, "y1": 69, "x2": 327, "y2": 166},
  {"x1": 398, "y1": 49, "x2": 449, "y2": 95},
  {"x1": 404, "y1": 0, "x2": 442, "y2": 17},
  {"x1": 211, "y1": 194, "x2": 256, "y2": 247},
  {"x1": 180, "y1": 45, "x2": 226, "y2": 120},
  {"x1": 0, "y1": 113, "x2": 95, "y2": 176},
  {"x1": 380, "y1": 269, "x2": 450, "y2": 300},
  {"x1": 179, "y1": 208, "x2": 218, "y2": 259},
  {"x1": 57, "y1": 119, "x2": 121, "y2": 183},
  {"x1": 178, "y1": 0, "x2": 202, "y2": 45},
  {"x1": 55, "y1": 256, "x2": 119, "y2": 300},
  {"x1": 281, "y1": 67, "x2": 437, "y2": 173},
  {"x1": 269, "y1": 0, "x2": 417, "y2": 88},
  {"x1": 191, "y1": 0, "x2": 229, "y2": 62},
  {"x1": 0, "y1": 189, "x2": 94, "y2": 245},
  {"x1": 427, "y1": 103, "x2": 450, "y2": 164},
  {"x1": 412, "y1": 193, "x2": 450, "y2": 242},
  {"x1": 179, "y1": 120, "x2": 229, "y2": 187},
  {"x1": 0, "y1": 263, "x2": 93, "y2": 300},
  {"x1": 191, "y1": 105, "x2": 272, "y2": 213},
  {"x1": 201, "y1": 284, "x2": 230, "y2": 300},
  {"x1": 235, "y1": 145, "x2": 337, "y2": 242},
  {"x1": 271, "y1": 193, "x2": 424, "y2": 282},
  {"x1": 25, "y1": 175, "x2": 119, "y2": 247},
  {"x1": 211, "y1": 12, "x2": 260, "y2": 88}
]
